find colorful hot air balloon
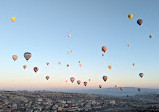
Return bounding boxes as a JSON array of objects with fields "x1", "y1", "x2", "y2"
[
  {"x1": 137, "y1": 19, "x2": 143, "y2": 26},
  {"x1": 99, "y1": 85, "x2": 102, "y2": 89},
  {"x1": 67, "y1": 64, "x2": 69, "y2": 67},
  {"x1": 23, "y1": 65, "x2": 27, "y2": 69},
  {"x1": 24, "y1": 52, "x2": 32, "y2": 61},
  {"x1": 77, "y1": 80, "x2": 81, "y2": 85},
  {"x1": 46, "y1": 62, "x2": 49, "y2": 66},
  {"x1": 70, "y1": 77, "x2": 75, "y2": 83},
  {"x1": 138, "y1": 88, "x2": 141, "y2": 92},
  {"x1": 108, "y1": 65, "x2": 112, "y2": 70},
  {"x1": 33, "y1": 67, "x2": 38, "y2": 73},
  {"x1": 103, "y1": 76, "x2": 108, "y2": 82},
  {"x1": 84, "y1": 82, "x2": 87, "y2": 86},
  {"x1": 102, "y1": 46, "x2": 107, "y2": 53},
  {"x1": 149, "y1": 35, "x2": 152, "y2": 38},
  {"x1": 139, "y1": 73, "x2": 144, "y2": 78},
  {"x1": 11, "y1": 17, "x2": 16, "y2": 22},
  {"x1": 102, "y1": 54, "x2": 104, "y2": 56},
  {"x1": 120, "y1": 87, "x2": 123, "y2": 91},
  {"x1": 12, "y1": 55, "x2": 18, "y2": 61},
  {"x1": 46, "y1": 76, "x2": 49, "y2": 80},
  {"x1": 68, "y1": 34, "x2": 71, "y2": 37},
  {"x1": 128, "y1": 14, "x2": 133, "y2": 19}
]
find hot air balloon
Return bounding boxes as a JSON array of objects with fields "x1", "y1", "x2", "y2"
[
  {"x1": 102, "y1": 46, "x2": 107, "y2": 53},
  {"x1": 89, "y1": 79, "x2": 90, "y2": 81},
  {"x1": 99, "y1": 85, "x2": 102, "y2": 89},
  {"x1": 33, "y1": 67, "x2": 38, "y2": 73},
  {"x1": 67, "y1": 52, "x2": 70, "y2": 54},
  {"x1": 67, "y1": 64, "x2": 69, "y2": 67},
  {"x1": 46, "y1": 62, "x2": 49, "y2": 66},
  {"x1": 58, "y1": 62, "x2": 61, "y2": 65},
  {"x1": 133, "y1": 63, "x2": 135, "y2": 66},
  {"x1": 77, "y1": 80, "x2": 81, "y2": 85},
  {"x1": 102, "y1": 54, "x2": 104, "y2": 56},
  {"x1": 103, "y1": 76, "x2": 108, "y2": 82},
  {"x1": 115, "y1": 85, "x2": 117, "y2": 88},
  {"x1": 120, "y1": 87, "x2": 123, "y2": 91},
  {"x1": 128, "y1": 14, "x2": 133, "y2": 19},
  {"x1": 149, "y1": 35, "x2": 152, "y2": 38},
  {"x1": 79, "y1": 61, "x2": 81, "y2": 63},
  {"x1": 139, "y1": 73, "x2": 144, "y2": 78},
  {"x1": 70, "y1": 77, "x2": 75, "y2": 83},
  {"x1": 24, "y1": 52, "x2": 32, "y2": 61},
  {"x1": 84, "y1": 82, "x2": 87, "y2": 86},
  {"x1": 70, "y1": 50, "x2": 72, "y2": 53},
  {"x1": 108, "y1": 65, "x2": 112, "y2": 70},
  {"x1": 46, "y1": 76, "x2": 49, "y2": 80},
  {"x1": 137, "y1": 19, "x2": 143, "y2": 26},
  {"x1": 12, "y1": 55, "x2": 18, "y2": 61},
  {"x1": 128, "y1": 44, "x2": 130, "y2": 47},
  {"x1": 80, "y1": 64, "x2": 82, "y2": 67},
  {"x1": 23, "y1": 65, "x2": 27, "y2": 69},
  {"x1": 11, "y1": 17, "x2": 16, "y2": 22},
  {"x1": 68, "y1": 34, "x2": 71, "y2": 37},
  {"x1": 138, "y1": 88, "x2": 141, "y2": 92}
]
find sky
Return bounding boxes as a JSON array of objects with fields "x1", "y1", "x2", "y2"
[{"x1": 0, "y1": 0, "x2": 159, "y2": 90}]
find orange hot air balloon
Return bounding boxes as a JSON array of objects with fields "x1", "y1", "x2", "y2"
[
  {"x1": 58, "y1": 62, "x2": 61, "y2": 65},
  {"x1": 68, "y1": 34, "x2": 71, "y2": 37},
  {"x1": 46, "y1": 62, "x2": 49, "y2": 66},
  {"x1": 79, "y1": 61, "x2": 81, "y2": 63},
  {"x1": 103, "y1": 76, "x2": 108, "y2": 82},
  {"x1": 70, "y1": 50, "x2": 72, "y2": 53},
  {"x1": 67, "y1": 64, "x2": 69, "y2": 67},
  {"x1": 128, "y1": 44, "x2": 130, "y2": 47},
  {"x1": 33, "y1": 67, "x2": 38, "y2": 73},
  {"x1": 84, "y1": 82, "x2": 87, "y2": 86},
  {"x1": 149, "y1": 35, "x2": 152, "y2": 38},
  {"x1": 12, "y1": 55, "x2": 18, "y2": 61},
  {"x1": 80, "y1": 64, "x2": 82, "y2": 67},
  {"x1": 102, "y1": 46, "x2": 107, "y2": 53},
  {"x1": 128, "y1": 14, "x2": 133, "y2": 19},
  {"x1": 108, "y1": 65, "x2": 112, "y2": 70},
  {"x1": 23, "y1": 65, "x2": 27, "y2": 69},
  {"x1": 11, "y1": 17, "x2": 16, "y2": 22},
  {"x1": 70, "y1": 77, "x2": 75, "y2": 83},
  {"x1": 46, "y1": 76, "x2": 49, "y2": 80}
]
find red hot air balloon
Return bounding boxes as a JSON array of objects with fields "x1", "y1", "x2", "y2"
[
  {"x1": 84, "y1": 82, "x2": 87, "y2": 86},
  {"x1": 67, "y1": 64, "x2": 69, "y2": 67},
  {"x1": 34, "y1": 67, "x2": 39, "y2": 73},
  {"x1": 46, "y1": 76, "x2": 49, "y2": 80}
]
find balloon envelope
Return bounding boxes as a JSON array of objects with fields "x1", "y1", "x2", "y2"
[
  {"x1": 128, "y1": 14, "x2": 133, "y2": 19},
  {"x1": 84, "y1": 82, "x2": 87, "y2": 86},
  {"x1": 24, "y1": 52, "x2": 32, "y2": 61},
  {"x1": 70, "y1": 77, "x2": 75, "y2": 83},
  {"x1": 139, "y1": 73, "x2": 144, "y2": 78},
  {"x1": 34, "y1": 67, "x2": 38, "y2": 73},
  {"x1": 12, "y1": 55, "x2": 18, "y2": 61},
  {"x1": 11, "y1": 17, "x2": 16, "y2": 22},
  {"x1": 77, "y1": 80, "x2": 81, "y2": 85},
  {"x1": 99, "y1": 85, "x2": 102, "y2": 88},
  {"x1": 137, "y1": 19, "x2": 143, "y2": 26},
  {"x1": 46, "y1": 76, "x2": 49, "y2": 80},
  {"x1": 102, "y1": 46, "x2": 107, "y2": 53},
  {"x1": 103, "y1": 76, "x2": 108, "y2": 82},
  {"x1": 23, "y1": 65, "x2": 27, "y2": 69}
]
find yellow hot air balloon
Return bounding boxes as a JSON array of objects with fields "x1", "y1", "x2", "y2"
[
  {"x1": 23, "y1": 65, "x2": 27, "y2": 69},
  {"x1": 11, "y1": 17, "x2": 16, "y2": 22},
  {"x1": 108, "y1": 65, "x2": 112, "y2": 70},
  {"x1": 128, "y1": 14, "x2": 133, "y2": 19},
  {"x1": 70, "y1": 50, "x2": 72, "y2": 53},
  {"x1": 68, "y1": 34, "x2": 71, "y2": 37},
  {"x1": 58, "y1": 62, "x2": 61, "y2": 65},
  {"x1": 149, "y1": 35, "x2": 152, "y2": 38}
]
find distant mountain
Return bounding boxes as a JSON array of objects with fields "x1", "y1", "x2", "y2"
[{"x1": 51, "y1": 87, "x2": 159, "y2": 96}]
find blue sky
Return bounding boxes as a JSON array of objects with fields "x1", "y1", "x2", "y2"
[{"x1": 0, "y1": 0, "x2": 159, "y2": 90}]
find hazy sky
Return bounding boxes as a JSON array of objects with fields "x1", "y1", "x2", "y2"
[{"x1": 0, "y1": 0, "x2": 159, "y2": 90}]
